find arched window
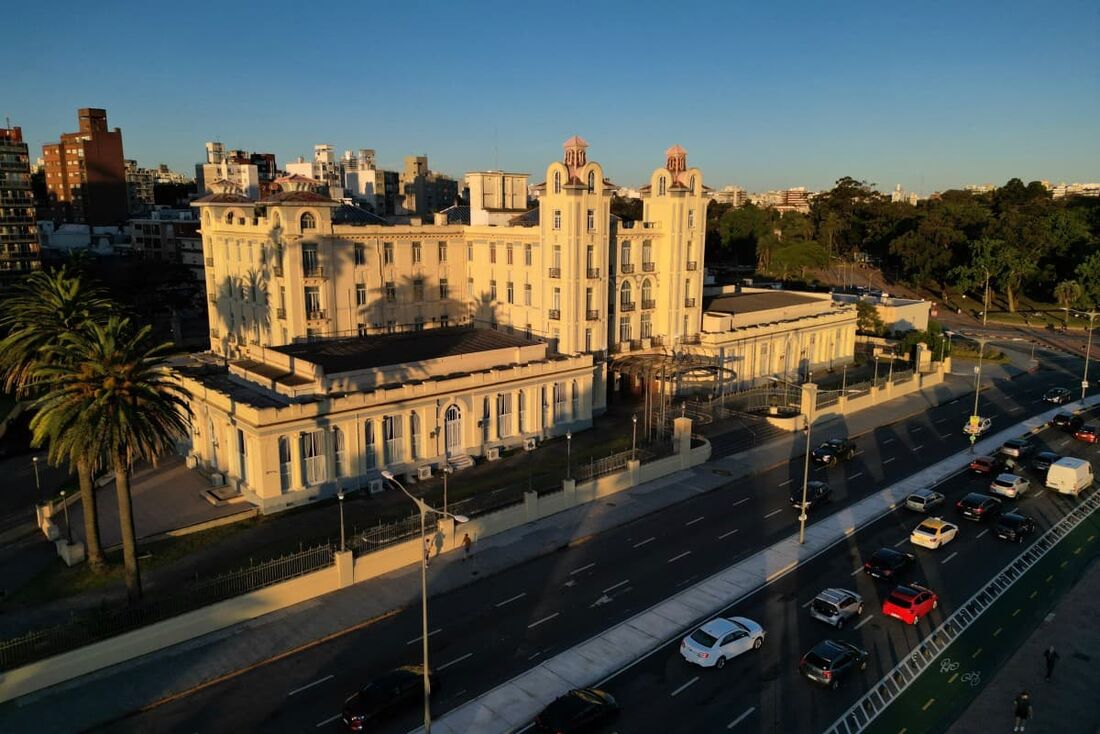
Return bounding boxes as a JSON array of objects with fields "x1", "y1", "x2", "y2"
[
  {"x1": 272, "y1": 212, "x2": 281, "y2": 228},
  {"x1": 518, "y1": 390, "x2": 527, "y2": 432},
  {"x1": 333, "y1": 426, "x2": 345, "y2": 478},
  {"x1": 410, "y1": 412, "x2": 420, "y2": 460},
  {"x1": 620, "y1": 281, "x2": 633, "y2": 307},
  {"x1": 571, "y1": 379, "x2": 580, "y2": 416},
  {"x1": 203, "y1": 210, "x2": 210, "y2": 225},
  {"x1": 553, "y1": 171, "x2": 561, "y2": 194},
  {"x1": 364, "y1": 419, "x2": 376, "y2": 469},
  {"x1": 587, "y1": 171, "x2": 595, "y2": 193},
  {"x1": 641, "y1": 278, "x2": 652, "y2": 306},
  {"x1": 278, "y1": 436, "x2": 291, "y2": 491},
  {"x1": 621, "y1": 241, "x2": 631, "y2": 266},
  {"x1": 300, "y1": 212, "x2": 316, "y2": 230},
  {"x1": 225, "y1": 210, "x2": 234, "y2": 225},
  {"x1": 658, "y1": 177, "x2": 666, "y2": 196},
  {"x1": 689, "y1": 175, "x2": 696, "y2": 194}
]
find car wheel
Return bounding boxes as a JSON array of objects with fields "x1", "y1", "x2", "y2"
[
  {"x1": 830, "y1": 678, "x2": 840, "y2": 690},
  {"x1": 932, "y1": 599, "x2": 938, "y2": 609},
  {"x1": 715, "y1": 656, "x2": 726, "y2": 670},
  {"x1": 753, "y1": 636, "x2": 763, "y2": 650},
  {"x1": 860, "y1": 659, "x2": 868, "y2": 671},
  {"x1": 835, "y1": 618, "x2": 845, "y2": 630},
  {"x1": 857, "y1": 603, "x2": 864, "y2": 614}
]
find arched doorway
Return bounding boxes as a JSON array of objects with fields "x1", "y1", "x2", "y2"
[{"x1": 444, "y1": 405, "x2": 462, "y2": 456}]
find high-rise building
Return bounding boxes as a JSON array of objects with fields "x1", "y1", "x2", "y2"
[
  {"x1": 125, "y1": 159, "x2": 156, "y2": 215},
  {"x1": 0, "y1": 126, "x2": 41, "y2": 284},
  {"x1": 42, "y1": 108, "x2": 127, "y2": 225},
  {"x1": 400, "y1": 155, "x2": 458, "y2": 217}
]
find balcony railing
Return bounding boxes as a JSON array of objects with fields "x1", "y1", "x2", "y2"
[
  {"x1": 204, "y1": 257, "x2": 214, "y2": 267},
  {"x1": 642, "y1": 299, "x2": 656, "y2": 310},
  {"x1": 686, "y1": 261, "x2": 698, "y2": 271},
  {"x1": 272, "y1": 265, "x2": 284, "y2": 277},
  {"x1": 642, "y1": 262, "x2": 655, "y2": 272},
  {"x1": 682, "y1": 333, "x2": 701, "y2": 345},
  {"x1": 586, "y1": 310, "x2": 599, "y2": 321},
  {"x1": 620, "y1": 263, "x2": 634, "y2": 274},
  {"x1": 549, "y1": 309, "x2": 561, "y2": 320},
  {"x1": 586, "y1": 268, "x2": 600, "y2": 278},
  {"x1": 303, "y1": 266, "x2": 325, "y2": 278},
  {"x1": 307, "y1": 310, "x2": 327, "y2": 321},
  {"x1": 276, "y1": 307, "x2": 286, "y2": 320},
  {"x1": 620, "y1": 301, "x2": 636, "y2": 312},
  {"x1": 684, "y1": 298, "x2": 696, "y2": 308},
  {"x1": 548, "y1": 267, "x2": 561, "y2": 279}
]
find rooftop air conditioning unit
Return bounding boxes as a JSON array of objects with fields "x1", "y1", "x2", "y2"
[
  {"x1": 486, "y1": 446, "x2": 501, "y2": 461},
  {"x1": 417, "y1": 465, "x2": 432, "y2": 480},
  {"x1": 523, "y1": 437, "x2": 537, "y2": 451},
  {"x1": 368, "y1": 478, "x2": 384, "y2": 494}
]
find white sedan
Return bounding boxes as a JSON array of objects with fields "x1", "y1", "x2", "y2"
[
  {"x1": 963, "y1": 417, "x2": 992, "y2": 437},
  {"x1": 990, "y1": 473, "x2": 1030, "y2": 499},
  {"x1": 680, "y1": 616, "x2": 765, "y2": 669}
]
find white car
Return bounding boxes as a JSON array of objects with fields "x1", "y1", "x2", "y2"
[
  {"x1": 910, "y1": 518, "x2": 959, "y2": 549},
  {"x1": 963, "y1": 417, "x2": 992, "y2": 437},
  {"x1": 679, "y1": 616, "x2": 765, "y2": 669},
  {"x1": 990, "y1": 473, "x2": 1030, "y2": 499}
]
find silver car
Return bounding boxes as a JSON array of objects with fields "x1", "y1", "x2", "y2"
[
  {"x1": 809, "y1": 588, "x2": 864, "y2": 629},
  {"x1": 905, "y1": 488, "x2": 945, "y2": 513}
]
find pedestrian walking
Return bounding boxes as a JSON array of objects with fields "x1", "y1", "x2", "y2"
[
  {"x1": 462, "y1": 532, "x2": 473, "y2": 562},
  {"x1": 424, "y1": 536, "x2": 433, "y2": 566},
  {"x1": 1013, "y1": 690, "x2": 1032, "y2": 732},
  {"x1": 1044, "y1": 646, "x2": 1059, "y2": 680}
]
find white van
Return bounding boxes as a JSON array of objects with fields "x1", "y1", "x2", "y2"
[{"x1": 1045, "y1": 457, "x2": 1094, "y2": 496}]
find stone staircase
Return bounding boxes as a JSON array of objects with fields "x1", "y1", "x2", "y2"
[{"x1": 447, "y1": 454, "x2": 474, "y2": 471}]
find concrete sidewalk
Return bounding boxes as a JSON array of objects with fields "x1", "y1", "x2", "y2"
[{"x1": 948, "y1": 559, "x2": 1100, "y2": 734}]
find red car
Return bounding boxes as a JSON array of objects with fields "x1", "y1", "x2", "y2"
[
  {"x1": 1074, "y1": 425, "x2": 1099, "y2": 444},
  {"x1": 882, "y1": 584, "x2": 938, "y2": 625},
  {"x1": 968, "y1": 456, "x2": 1003, "y2": 475}
]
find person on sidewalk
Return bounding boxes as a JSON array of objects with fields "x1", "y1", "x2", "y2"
[
  {"x1": 1013, "y1": 690, "x2": 1032, "y2": 732},
  {"x1": 462, "y1": 532, "x2": 473, "y2": 562},
  {"x1": 1044, "y1": 646, "x2": 1059, "y2": 680},
  {"x1": 424, "y1": 536, "x2": 433, "y2": 567}
]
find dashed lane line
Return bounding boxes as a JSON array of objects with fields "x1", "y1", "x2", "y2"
[
  {"x1": 438, "y1": 652, "x2": 474, "y2": 671},
  {"x1": 289, "y1": 674, "x2": 333, "y2": 697},
  {"x1": 942, "y1": 551, "x2": 959, "y2": 564},
  {"x1": 719, "y1": 529, "x2": 740, "y2": 540},
  {"x1": 764, "y1": 509, "x2": 783, "y2": 519},
  {"x1": 667, "y1": 551, "x2": 693, "y2": 563},
  {"x1": 570, "y1": 562, "x2": 596, "y2": 575},
  {"x1": 528, "y1": 612, "x2": 560, "y2": 629},
  {"x1": 732, "y1": 498, "x2": 750, "y2": 507},
  {"x1": 685, "y1": 516, "x2": 705, "y2": 526},
  {"x1": 977, "y1": 529, "x2": 989, "y2": 539},
  {"x1": 1012, "y1": 608, "x2": 1022, "y2": 617},
  {"x1": 849, "y1": 472, "x2": 865, "y2": 480},
  {"x1": 496, "y1": 592, "x2": 526, "y2": 608},
  {"x1": 855, "y1": 615, "x2": 874, "y2": 630},
  {"x1": 922, "y1": 698, "x2": 936, "y2": 712},
  {"x1": 727, "y1": 707, "x2": 757, "y2": 729},
  {"x1": 883, "y1": 438, "x2": 896, "y2": 445},
  {"x1": 914, "y1": 444, "x2": 925, "y2": 451},
  {"x1": 406, "y1": 628, "x2": 441, "y2": 645},
  {"x1": 972, "y1": 648, "x2": 983, "y2": 659},
  {"x1": 779, "y1": 479, "x2": 793, "y2": 487},
  {"x1": 994, "y1": 627, "x2": 1003, "y2": 637},
  {"x1": 884, "y1": 457, "x2": 897, "y2": 464},
  {"x1": 895, "y1": 537, "x2": 910, "y2": 547},
  {"x1": 603, "y1": 579, "x2": 630, "y2": 593},
  {"x1": 948, "y1": 672, "x2": 959, "y2": 684},
  {"x1": 851, "y1": 566, "x2": 866, "y2": 576},
  {"x1": 633, "y1": 537, "x2": 656, "y2": 549},
  {"x1": 670, "y1": 676, "x2": 699, "y2": 697},
  {"x1": 315, "y1": 714, "x2": 341, "y2": 728}
]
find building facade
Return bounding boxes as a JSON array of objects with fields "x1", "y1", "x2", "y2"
[
  {"x1": 42, "y1": 108, "x2": 128, "y2": 225},
  {"x1": 400, "y1": 155, "x2": 458, "y2": 217},
  {"x1": 0, "y1": 126, "x2": 41, "y2": 284},
  {"x1": 130, "y1": 208, "x2": 203, "y2": 277},
  {"x1": 125, "y1": 159, "x2": 156, "y2": 215}
]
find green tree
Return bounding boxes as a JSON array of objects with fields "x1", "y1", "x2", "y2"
[
  {"x1": 770, "y1": 241, "x2": 828, "y2": 280},
  {"x1": 1076, "y1": 252, "x2": 1100, "y2": 309},
  {"x1": 30, "y1": 318, "x2": 191, "y2": 601},
  {"x1": 718, "y1": 203, "x2": 777, "y2": 268},
  {"x1": 856, "y1": 300, "x2": 885, "y2": 336},
  {"x1": 0, "y1": 267, "x2": 114, "y2": 572},
  {"x1": 951, "y1": 238, "x2": 1008, "y2": 326},
  {"x1": 1054, "y1": 280, "x2": 1083, "y2": 325}
]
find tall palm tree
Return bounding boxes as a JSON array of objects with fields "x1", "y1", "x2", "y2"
[
  {"x1": 0, "y1": 267, "x2": 114, "y2": 572},
  {"x1": 30, "y1": 317, "x2": 191, "y2": 601}
]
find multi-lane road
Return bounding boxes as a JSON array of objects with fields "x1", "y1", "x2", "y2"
[{"x1": 91, "y1": 352, "x2": 1093, "y2": 733}]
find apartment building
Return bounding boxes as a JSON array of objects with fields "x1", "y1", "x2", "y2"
[
  {"x1": 0, "y1": 126, "x2": 41, "y2": 284},
  {"x1": 42, "y1": 108, "x2": 128, "y2": 225}
]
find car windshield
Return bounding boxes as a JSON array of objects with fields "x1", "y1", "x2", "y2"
[
  {"x1": 887, "y1": 592, "x2": 914, "y2": 607},
  {"x1": 916, "y1": 523, "x2": 937, "y2": 534},
  {"x1": 572, "y1": 689, "x2": 602, "y2": 705},
  {"x1": 812, "y1": 599, "x2": 839, "y2": 616},
  {"x1": 870, "y1": 549, "x2": 895, "y2": 565},
  {"x1": 1000, "y1": 515, "x2": 1023, "y2": 528},
  {"x1": 993, "y1": 478, "x2": 1012, "y2": 487},
  {"x1": 907, "y1": 495, "x2": 926, "y2": 505},
  {"x1": 804, "y1": 651, "x2": 831, "y2": 669},
  {"x1": 689, "y1": 628, "x2": 718, "y2": 648}
]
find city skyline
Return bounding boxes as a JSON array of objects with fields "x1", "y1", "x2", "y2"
[{"x1": 4, "y1": 0, "x2": 1098, "y2": 193}]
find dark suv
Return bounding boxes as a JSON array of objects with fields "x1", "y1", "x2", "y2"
[
  {"x1": 800, "y1": 639, "x2": 868, "y2": 689},
  {"x1": 1052, "y1": 413, "x2": 1083, "y2": 433},
  {"x1": 956, "y1": 492, "x2": 1002, "y2": 522},
  {"x1": 1000, "y1": 438, "x2": 1033, "y2": 459},
  {"x1": 811, "y1": 438, "x2": 856, "y2": 466},
  {"x1": 1030, "y1": 451, "x2": 1062, "y2": 473},
  {"x1": 863, "y1": 547, "x2": 916, "y2": 580},
  {"x1": 790, "y1": 481, "x2": 831, "y2": 511},
  {"x1": 993, "y1": 511, "x2": 1036, "y2": 542},
  {"x1": 342, "y1": 666, "x2": 435, "y2": 732}
]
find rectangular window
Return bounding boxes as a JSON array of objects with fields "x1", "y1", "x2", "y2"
[
  {"x1": 620, "y1": 316, "x2": 631, "y2": 342},
  {"x1": 358, "y1": 324, "x2": 367, "y2": 337},
  {"x1": 383, "y1": 415, "x2": 403, "y2": 464},
  {"x1": 364, "y1": 420, "x2": 376, "y2": 469},
  {"x1": 414, "y1": 316, "x2": 424, "y2": 331},
  {"x1": 586, "y1": 244, "x2": 595, "y2": 270},
  {"x1": 688, "y1": 209, "x2": 695, "y2": 229},
  {"x1": 497, "y1": 394, "x2": 512, "y2": 438},
  {"x1": 303, "y1": 430, "x2": 327, "y2": 485},
  {"x1": 278, "y1": 436, "x2": 292, "y2": 490},
  {"x1": 302, "y1": 244, "x2": 318, "y2": 273},
  {"x1": 304, "y1": 286, "x2": 321, "y2": 315},
  {"x1": 440, "y1": 313, "x2": 449, "y2": 328},
  {"x1": 585, "y1": 328, "x2": 592, "y2": 351},
  {"x1": 236, "y1": 429, "x2": 248, "y2": 484},
  {"x1": 585, "y1": 287, "x2": 594, "y2": 311},
  {"x1": 518, "y1": 390, "x2": 527, "y2": 431},
  {"x1": 383, "y1": 242, "x2": 393, "y2": 265},
  {"x1": 413, "y1": 279, "x2": 424, "y2": 300},
  {"x1": 552, "y1": 287, "x2": 561, "y2": 311},
  {"x1": 354, "y1": 244, "x2": 365, "y2": 265},
  {"x1": 333, "y1": 427, "x2": 345, "y2": 478},
  {"x1": 490, "y1": 243, "x2": 496, "y2": 263},
  {"x1": 641, "y1": 312, "x2": 652, "y2": 338},
  {"x1": 412, "y1": 241, "x2": 422, "y2": 264},
  {"x1": 572, "y1": 381, "x2": 580, "y2": 416},
  {"x1": 385, "y1": 281, "x2": 396, "y2": 301},
  {"x1": 467, "y1": 277, "x2": 474, "y2": 298},
  {"x1": 553, "y1": 382, "x2": 566, "y2": 421},
  {"x1": 356, "y1": 284, "x2": 367, "y2": 306},
  {"x1": 643, "y1": 240, "x2": 652, "y2": 266},
  {"x1": 439, "y1": 279, "x2": 449, "y2": 299},
  {"x1": 506, "y1": 243, "x2": 513, "y2": 265},
  {"x1": 524, "y1": 283, "x2": 532, "y2": 306},
  {"x1": 506, "y1": 281, "x2": 514, "y2": 304},
  {"x1": 438, "y1": 241, "x2": 447, "y2": 262},
  {"x1": 552, "y1": 210, "x2": 561, "y2": 230},
  {"x1": 524, "y1": 243, "x2": 532, "y2": 266},
  {"x1": 489, "y1": 280, "x2": 497, "y2": 300},
  {"x1": 410, "y1": 413, "x2": 420, "y2": 460},
  {"x1": 552, "y1": 245, "x2": 561, "y2": 269},
  {"x1": 587, "y1": 209, "x2": 595, "y2": 231},
  {"x1": 467, "y1": 243, "x2": 473, "y2": 261}
]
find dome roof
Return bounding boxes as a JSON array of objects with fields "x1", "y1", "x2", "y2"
[{"x1": 261, "y1": 190, "x2": 333, "y2": 203}]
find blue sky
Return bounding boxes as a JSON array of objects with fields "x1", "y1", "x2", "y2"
[{"x1": 4, "y1": 0, "x2": 1098, "y2": 193}]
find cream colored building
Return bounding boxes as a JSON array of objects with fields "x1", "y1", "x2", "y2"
[{"x1": 180, "y1": 138, "x2": 708, "y2": 511}]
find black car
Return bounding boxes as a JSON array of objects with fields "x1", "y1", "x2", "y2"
[
  {"x1": 811, "y1": 438, "x2": 856, "y2": 466},
  {"x1": 534, "y1": 688, "x2": 619, "y2": 733},
  {"x1": 800, "y1": 639, "x2": 868, "y2": 689},
  {"x1": 863, "y1": 547, "x2": 916, "y2": 580},
  {"x1": 1044, "y1": 387, "x2": 1072, "y2": 405},
  {"x1": 790, "y1": 481, "x2": 831, "y2": 511},
  {"x1": 1052, "y1": 412, "x2": 1084, "y2": 433},
  {"x1": 993, "y1": 511, "x2": 1037, "y2": 542},
  {"x1": 1030, "y1": 451, "x2": 1062, "y2": 473},
  {"x1": 999, "y1": 438, "x2": 1033, "y2": 459},
  {"x1": 342, "y1": 666, "x2": 435, "y2": 732},
  {"x1": 956, "y1": 492, "x2": 1002, "y2": 522}
]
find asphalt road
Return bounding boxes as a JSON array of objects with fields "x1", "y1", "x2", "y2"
[{"x1": 92, "y1": 356, "x2": 1091, "y2": 734}]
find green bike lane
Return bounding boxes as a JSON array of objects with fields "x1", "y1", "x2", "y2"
[{"x1": 866, "y1": 506, "x2": 1100, "y2": 734}]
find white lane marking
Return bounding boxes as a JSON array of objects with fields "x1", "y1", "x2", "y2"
[
  {"x1": 914, "y1": 444, "x2": 925, "y2": 451},
  {"x1": 667, "y1": 550, "x2": 692, "y2": 563},
  {"x1": 883, "y1": 438, "x2": 896, "y2": 445},
  {"x1": 912, "y1": 426, "x2": 925, "y2": 432},
  {"x1": 496, "y1": 592, "x2": 526, "y2": 608},
  {"x1": 977, "y1": 529, "x2": 989, "y2": 539},
  {"x1": 802, "y1": 598, "x2": 815, "y2": 608},
  {"x1": 528, "y1": 651, "x2": 542, "y2": 661},
  {"x1": 854, "y1": 615, "x2": 874, "y2": 630},
  {"x1": 1009, "y1": 407, "x2": 1025, "y2": 413},
  {"x1": 848, "y1": 472, "x2": 865, "y2": 480},
  {"x1": 942, "y1": 551, "x2": 959, "y2": 565},
  {"x1": 940, "y1": 433, "x2": 953, "y2": 439},
  {"x1": 289, "y1": 674, "x2": 334, "y2": 696},
  {"x1": 633, "y1": 537, "x2": 655, "y2": 548},
  {"x1": 719, "y1": 528, "x2": 740, "y2": 539},
  {"x1": 316, "y1": 714, "x2": 341, "y2": 728},
  {"x1": 570, "y1": 562, "x2": 596, "y2": 575},
  {"x1": 894, "y1": 537, "x2": 910, "y2": 547},
  {"x1": 779, "y1": 479, "x2": 793, "y2": 487},
  {"x1": 528, "y1": 612, "x2": 560, "y2": 629},
  {"x1": 883, "y1": 457, "x2": 896, "y2": 464},
  {"x1": 728, "y1": 706, "x2": 757, "y2": 729},
  {"x1": 764, "y1": 509, "x2": 783, "y2": 519},
  {"x1": 950, "y1": 399, "x2": 960, "y2": 404},
  {"x1": 671, "y1": 676, "x2": 699, "y2": 697},
  {"x1": 406, "y1": 628, "x2": 441, "y2": 645},
  {"x1": 934, "y1": 417, "x2": 949, "y2": 424},
  {"x1": 604, "y1": 579, "x2": 630, "y2": 593},
  {"x1": 851, "y1": 566, "x2": 865, "y2": 576},
  {"x1": 685, "y1": 516, "x2": 705, "y2": 526},
  {"x1": 438, "y1": 652, "x2": 474, "y2": 671},
  {"x1": 732, "y1": 498, "x2": 750, "y2": 507}
]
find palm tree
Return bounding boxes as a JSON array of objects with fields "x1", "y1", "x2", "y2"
[
  {"x1": 1054, "y1": 280, "x2": 1082, "y2": 327},
  {"x1": 30, "y1": 317, "x2": 191, "y2": 601},
  {"x1": 0, "y1": 267, "x2": 114, "y2": 572}
]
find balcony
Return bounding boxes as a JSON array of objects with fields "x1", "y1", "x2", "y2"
[
  {"x1": 586, "y1": 268, "x2": 600, "y2": 278},
  {"x1": 307, "y1": 310, "x2": 327, "y2": 322},
  {"x1": 548, "y1": 267, "x2": 561, "y2": 279},
  {"x1": 303, "y1": 266, "x2": 325, "y2": 279},
  {"x1": 204, "y1": 257, "x2": 214, "y2": 267},
  {"x1": 684, "y1": 298, "x2": 696, "y2": 308},
  {"x1": 682, "y1": 333, "x2": 701, "y2": 345},
  {"x1": 586, "y1": 310, "x2": 599, "y2": 321},
  {"x1": 642, "y1": 299, "x2": 656, "y2": 310},
  {"x1": 276, "y1": 307, "x2": 286, "y2": 320},
  {"x1": 549, "y1": 309, "x2": 561, "y2": 320},
  {"x1": 620, "y1": 301, "x2": 636, "y2": 312},
  {"x1": 642, "y1": 262, "x2": 655, "y2": 272},
  {"x1": 620, "y1": 263, "x2": 634, "y2": 274},
  {"x1": 686, "y1": 261, "x2": 698, "y2": 271},
  {"x1": 273, "y1": 265, "x2": 284, "y2": 277}
]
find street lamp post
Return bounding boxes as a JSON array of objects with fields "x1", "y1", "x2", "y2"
[
  {"x1": 32, "y1": 456, "x2": 41, "y2": 504},
  {"x1": 631, "y1": 414, "x2": 638, "y2": 461},
  {"x1": 798, "y1": 409, "x2": 813, "y2": 544},
  {"x1": 442, "y1": 465, "x2": 453, "y2": 516},
  {"x1": 873, "y1": 356, "x2": 881, "y2": 387},
  {"x1": 380, "y1": 471, "x2": 468, "y2": 734},
  {"x1": 1080, "y1": 311, "x2": 1098, "y2": 404},
  {"x1": 887, "y1": 353, "x2": 894, "y2": 383},
  {"x1": 59, "y1": 490, "x2": 72, "y2": 544},
  {"x1": 337, "y1": 490, "x2": 346, "y2": 552},
  {"x1": 566, "y1": 432, "x2": 572, "y2": 480},
  {"x1": 841, "y1": 364, "x2": 847, "y2": 394}
]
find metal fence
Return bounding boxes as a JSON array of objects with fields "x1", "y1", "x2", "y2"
[
  {"x1": 574, "y1": 447, "x2": 654, "y2": 482},
  {"x1": 0, "y1": 543, "x2": 335, "y2": 672},
  {"x1": 348, "y1": 511, "x2": 439, "y2": 556}
]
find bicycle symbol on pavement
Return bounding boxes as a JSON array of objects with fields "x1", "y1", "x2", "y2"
[
  {"x1": 961, "y1": 671, "x2": 981, "y2": 687},
  {"x1": 939, "y1": 658, "x2": 961, "y2": 674}
]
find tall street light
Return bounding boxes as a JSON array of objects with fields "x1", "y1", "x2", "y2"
[
  {"x1": 441, "y1": 465, "x2": 454, "y2": 516},
  {"x1": 1077, "y1": 311, "x2": 1099, "y2": 404},
  {"x1": 566, "y1": 432, "x2": 572, "y2": 480},
  {"x1": 32, "y1": 456, "x2": 41, "y2": 504},
  {"x1": 768, "y1": 377, "x2": 813, "y2": 544},
  {"x1": 336, "y1": 490, "x2": 346, "y2": 552},
  {"x1": 631, "y1": 414, "x2": 638, "y2": 460},
  {"x1": 381, "y1": 471, "x2": 468, "y2": 734}
]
